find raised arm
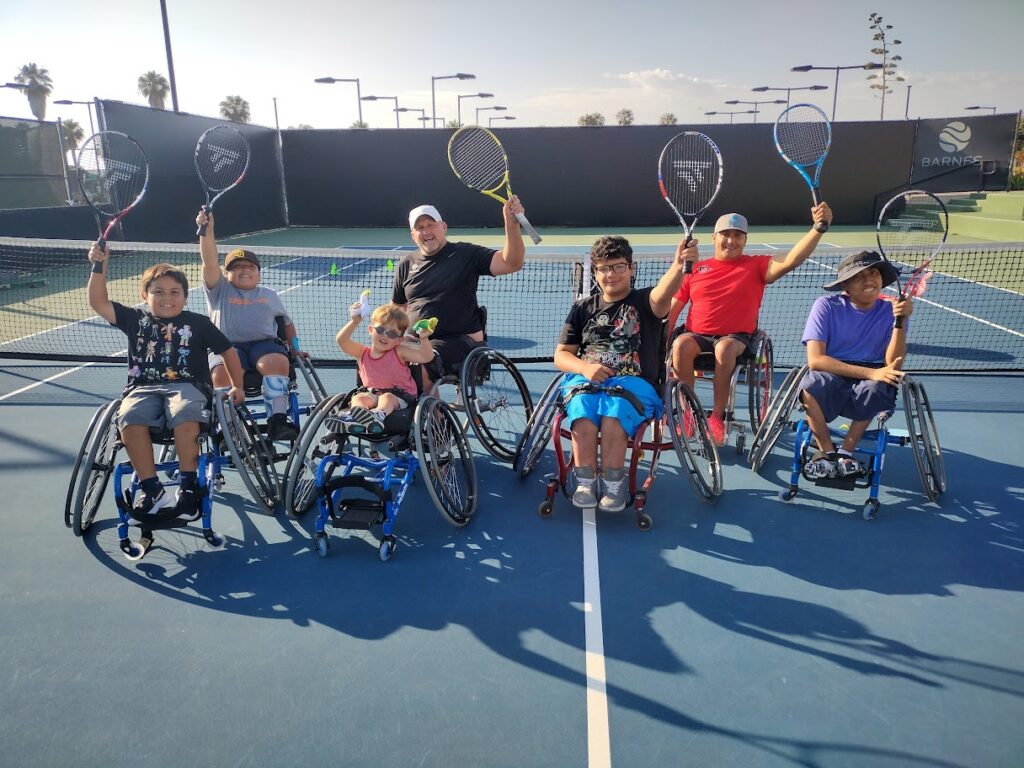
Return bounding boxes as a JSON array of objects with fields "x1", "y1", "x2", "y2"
[
  {"x1": 398, "y1": 326, "x2": 435, "y2": 365},
  {"x1": 885, "y1": 297, "x2": 912, "y2": 367},
  {"x1": 649, "y1": 238, "x2": 693, "y2": 318},
  {"x1": 196, "y1": 209, "x2": 222, "y2": 289},
  {"x1": 765, "y1": 202, "x2": 833, "y2": 284},
  {"x1": 489, "y1": 195, "x2": 526, "y2": 276},
  {"x1": 336, "y1": 303, "x2": 368, "y2": 360},
  {"x1": 87, "y1": 242, "x2": 116, "y2": 324}
]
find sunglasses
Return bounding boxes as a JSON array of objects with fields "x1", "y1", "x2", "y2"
[{"x1": 370, "y1": 325, "x2": 402, "y2": 339}]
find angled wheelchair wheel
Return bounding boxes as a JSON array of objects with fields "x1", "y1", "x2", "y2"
[
  {"x1": 903, "y1": 378, "x2": 945, "y2": 502},
  {"x1": 748, "y1": 366, "x2": 806, "y2": 474},
  {"x1": 214, "y1": 394, "x2": 280, "y2": 512},
  {"x1": 65, "y1": 400, "x2": 113, "y2": 528},
  {"x1": 414, "y1": 396, "x2": 478, "y2": 527},
  {"x1": 460, "y1": 347, "x2": 533, "y2": 462},
  {"x1": 747, "y1": 334, "x2": 774, "y2": 433},
  {"x1": 665, "y1": 379, "x2": 722, "y2": 501},
  {"x1": 69, "y1": 399, "x2": 121, "y2": 537},
  {"x1": 283, "y1": 392, "x2": 348, "y2": 517},
  {"x1": 513, "y1": 374, "x2": 563, "y2": 480},
  {"x1": 295, "y1": 355, "x2": 328, "y2": 405}
]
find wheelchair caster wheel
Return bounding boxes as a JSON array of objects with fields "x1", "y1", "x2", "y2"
[
  {"x1": 779, "y1": 487, "x2": 798, "y2": 502},
  {"x1": 203, "y1": 529, "x2": 224, "y2": 549},
  {"x1": 863, "y1": 499, "x2": 879, "y2": 520},
  {"x1": 538, "y1": 500, "x2": 553, "y2": 518},
  {"x1": 214, "y1": 474, "x2": 225, "y2": 492},
  {"x1": 121, "y1": 536, "x2": 152, "y2": 562},
  {"x1": 314, "y1": 532, "x2": 329, "y2": 558},
  {"x1": 735, "y1": 434, "x2": 745, "y2": 454},
  {"x1": 636, "y1": 513, "x2": 652, "y2": 531},
  {"x1": 379, "y1": 535, "x2": 396, "y2": 562}
]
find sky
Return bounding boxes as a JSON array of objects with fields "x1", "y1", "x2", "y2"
[{"x1": 2, "y1": 0, "x2": 1022, "y2": 131}]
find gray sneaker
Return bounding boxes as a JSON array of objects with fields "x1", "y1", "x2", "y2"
[
  {"x1": 599, "y1": 467, "x2": 628, "y2": 512},
  {"x1": 571, "y1": 466, "x2": 599, "y2": 509}
]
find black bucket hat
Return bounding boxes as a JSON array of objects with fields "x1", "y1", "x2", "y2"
[{"x1": 824, "y1": 250, "x2": 900, "y2": 291}]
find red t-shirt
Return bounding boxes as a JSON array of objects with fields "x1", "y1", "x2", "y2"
[{"x1": 673, "y1": 254, "x2": 772, "y2": 335}]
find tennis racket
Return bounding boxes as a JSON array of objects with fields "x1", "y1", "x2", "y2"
[
  {"x1": 773, "y1": 103, "x2": 832, "y2": 232},
  {"x1": 657, "y1": 131, "x2": 724, "y2": 274},
  {"x1": 876, "y1": 189, "x2": 949, "y2": 328},
  {"x1": 76, "y1": 131, "x2": 149, "y2": 250},
  {"x1": 447, "y1": 125, "x2": 541, "y2": 244},
  {"x1": 194, "y1": 125, "x2": 251, "y2": 236}
]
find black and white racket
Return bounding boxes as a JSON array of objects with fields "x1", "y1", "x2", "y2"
[
  {"x1": 194, "y1": 125, "x2": 250, "y2": 236},
  {"x1": 774, "y1": 103, "x2": 832, "y2": 232},
  {"x1": 657, "y1": 131, "x2": 724, "y2": 274},
  {"x1": 76, "y1": 131, "x2": 149, "y2": 250}
]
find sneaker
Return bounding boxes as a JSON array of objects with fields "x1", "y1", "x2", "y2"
[
  {"x1": 836, "y1": 454, "x2": 867, "y2": 478},
  {"x1": 571, "y1": 467, "x2": 599, "y2": 509},
  {"x1": 367, "y1": 409, "x2": 387, "y2": 434},
  {"x1": 345, "y1": 406, "x2": 376, "y2": 434},
  {"x1": 268, "y1": 413, "x2": 299, "y2": 442},
  {"x1": 804, "y1": 451, "x2": 838, "y2": 480},
  {"x1": 598, "y1": 468, "x2": 628, "y2": 513},
  {"x1": 133, "y1": 487, "x2": 170, "y2": 517},
  {"x1": 708, "y1": 414, "x2": 726, "y2": 446},
  {"x1": 175, "y1": 485, "x2": 202, "y2": 522}
]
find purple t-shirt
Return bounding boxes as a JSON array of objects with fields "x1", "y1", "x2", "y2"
[{"x1": 801, "y1": 294, "x2": 896, "y2": 364}]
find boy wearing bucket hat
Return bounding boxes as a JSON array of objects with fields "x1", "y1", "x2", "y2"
[{"x1": 799, "y1": 250, "x2": 913, "y2": 479}]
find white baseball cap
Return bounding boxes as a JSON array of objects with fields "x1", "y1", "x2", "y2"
[
  {"x1": 714, "y1": 213, "x2": 748, "y2": 234},
  {"x1": 408, "y1": 204, "x2": 443, "y2": 229}
]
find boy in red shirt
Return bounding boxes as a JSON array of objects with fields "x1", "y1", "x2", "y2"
[{"x1": 668, "y1": 204, "x2": 832, "y2": 444}]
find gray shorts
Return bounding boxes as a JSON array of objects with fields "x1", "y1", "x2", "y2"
[{"x1": 117, "y1": 383, "x2": 211, "y2": 431}]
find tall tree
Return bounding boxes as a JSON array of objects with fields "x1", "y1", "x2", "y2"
[
  {"x1": 578, "y1": 112, "x2": 605, "y2": 127},
  {"x1": 868, "y1": 12, "x2": 904, "y2": 120},
  {"x1": 137, "y1": 71, "x2": 170, "y2": 110},
  {"x1": 616, "y1": 108, "x2": 635, "y2": 126},
  {"x1": 59, "y1": 117, "x2": 84, "y2": 150},
  {"x1": 659, "y1": 113, "x2": 677, "y2": 126},
  {"x1": 14, "y1": 62, "x2": 53, "y2": 121},
  {"x1": 219, "y1": 95, "x2": 251, "y2": 123}
]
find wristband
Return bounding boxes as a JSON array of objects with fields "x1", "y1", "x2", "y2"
[
  {"x1": 291, "y1": 337, "x2": 300, "y2": 350},
  {"x1": 91, "y1": 260, "x2": 104, "y2": 274}
]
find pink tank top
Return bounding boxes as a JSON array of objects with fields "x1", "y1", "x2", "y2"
[{"x1": 357, "y1": 347, "x2": 416, "y2": 395}]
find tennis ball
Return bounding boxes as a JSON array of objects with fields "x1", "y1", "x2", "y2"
[{"x1": 938, "y1": 121, "x2": 971, "y2": 153}]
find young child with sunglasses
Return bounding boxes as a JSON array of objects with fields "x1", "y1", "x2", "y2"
[{"x1": 335, "y1": 301, "x2": 435, "y2": 433}]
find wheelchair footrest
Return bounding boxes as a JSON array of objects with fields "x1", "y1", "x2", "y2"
[
  {"x1": 813, "y1": 475, "x2": 858, "y2": 491},
  {"x1": 330, "y1": 499, "x2": 385, "y2": 530}
]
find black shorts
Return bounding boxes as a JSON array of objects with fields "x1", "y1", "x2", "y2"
[
  {"x1": 671, "y1": 327, "x2": 756, "y2": 357},
  {"x1": 425, "y1": 335, "x2": 486, "y2": 380}
]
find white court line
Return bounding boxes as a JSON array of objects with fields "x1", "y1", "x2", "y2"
[
  {"x1": 277, "y1": 258, "x2": 371, "y2": 295},
  {"x1": 0, "y1": 358, "x2": 122, "y2": 402},
  {"x1": 582, "y1": 508, "x2": 612, "y2": 768}
]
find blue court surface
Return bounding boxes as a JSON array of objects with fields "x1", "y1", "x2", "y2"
[{"x1": 1, "y1": 360, "x2": 1022, "y2": 768}]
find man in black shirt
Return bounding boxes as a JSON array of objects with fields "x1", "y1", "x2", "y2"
[{"x1": 393, "y1": 197, "x2": 527, "y2": 387}]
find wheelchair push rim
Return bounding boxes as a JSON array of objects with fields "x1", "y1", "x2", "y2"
[
  {"x1": 414, "y1": 396, "x2": 478, "y2": 527},
  {"x1": 460, "y1": 346, "x2": 533, "y2": 463}
]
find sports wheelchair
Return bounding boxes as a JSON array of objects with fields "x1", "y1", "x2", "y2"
[
  {"x1": 282, "y1": 389, "x2": 477, "y2": 561},
  {"x1": 748, "y1": 366, "x2": 945, "y2": 519},
  {"x1": 64, "y1": 389, "x2": 280, "y2": 559},
  {"x1": 512, "y1": 365, "x2": 722, "y2": 530}
]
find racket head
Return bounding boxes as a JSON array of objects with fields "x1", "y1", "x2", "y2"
[
  {"x1": 657, "y1": 131, "x2": 724, "y2": 231},
  {"x1": 76, "y1": 131, "x2": 149, "y2": 220},
  {"x1": 194, "y1": 125, "x2": 251, "y2": 196},
  {"x1": 447, "y1": 126, "x2": 510, "y2": 195},
  {"x1": 876, "y1": 190, "x2": 949, "y2": 286},
  {"x1": 773, "y1": 103, "x2": 832, "y2": 177}
]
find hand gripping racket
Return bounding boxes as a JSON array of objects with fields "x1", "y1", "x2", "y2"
[
  {"x1": 657, "y1": 131, "x2": 724, "y2": 274},
  {"x1": 774, "y1": 103, "x2": 832, "y2": 232},
  {"x1": 76, "y1": 131, "x2": 149, "y2": 251},
  {"x1": 194, "y1": 125, "x2": 251, "y2": 236}
]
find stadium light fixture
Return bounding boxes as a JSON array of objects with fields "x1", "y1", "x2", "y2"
[
  {"x1": 3, "y1": 82, "x2": 28, "y2": 89},
  {"x1": 314, "y1": 76, "x2": 363, "y2": 124},
  {"x1": 723, "y1": 99, "x2": 786, "y2": 123},
  {"x1": 456, "y1": 93, "x2": 494, "y2": 127},
  {"x1": 477, "y1": 105, "x2": 507, "y2": 124},
  {"x1": 964, "y1": 105, "x2": 997, "y2": 114},
  {"x1": 361, "y1": 95, "x2": 400, "y2": 128},
  {"x1": 396, "y1": 107, "x2": 427, "y2": 127},
  {"x1": 489, "y1": 115, "x2": 516, "y2": 126},
  {"x1": 790, "y1": 63, "x2": 883, "y2": 120},
  {"x1": 54, "y1": 98, "x2": 96, "y2": 135},
  {"x1": 432, "y1": 73, "x2": 476, "y2": 128},
  {"x1": 705, "y1": 109, "x2": 757, "y2": 125},
  {"x1": 751, "y1": 84, "x2": 828, "y2": 109}
]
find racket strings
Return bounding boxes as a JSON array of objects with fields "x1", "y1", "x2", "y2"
[
  {"x1": 77, "y1": 133, "x2": 148, "y2": 216},
  {"x1": 877, "y1": 197, "x2": 948, "y2": 257},
  {"x1": 659, "y1": 136, "x2": 722, "y2": 215},
  {"x1": 775, "y1": 106, "x2": 830, "y2": 165},
  {"x1": 195, "y1": 127, "x2": 250, "y2": 191},
  {"x1": 448, "y1": 129, "x2": 508, "y2": 190}
]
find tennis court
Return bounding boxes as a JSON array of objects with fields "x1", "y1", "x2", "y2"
[{"x1": 1, "y1": 219, "x2": 1022, "y2": 767}]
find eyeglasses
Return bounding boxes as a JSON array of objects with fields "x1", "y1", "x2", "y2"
[
  {"x1": 370, "y1": 325, "x2": 402, "y2": 339},
  {"x1": 593, "y1": 262, "x2": 630, "y2": 275}
]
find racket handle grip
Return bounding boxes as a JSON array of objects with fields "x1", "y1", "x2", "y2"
[
  {"x1": 683, "y1": 236, "x2": 694, "y2": 274},
  {"x1": 811, "y1": 189, "x2": 829, "y2": 232},
  {"x1": 515, "y1": 212, "x2": 542, "y2": 244},
  {"x1": 196, "y1": 205, "x2": 210, "y2": 238}
]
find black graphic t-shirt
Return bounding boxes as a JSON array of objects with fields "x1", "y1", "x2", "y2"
[
  {"x1": 558, "y1": 287, "x2": 664, "y2": 388},
  {"x1": 112, "y1": 304, "x2": 232, "y2": 392}
]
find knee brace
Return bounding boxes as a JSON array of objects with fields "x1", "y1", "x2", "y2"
[{"x1": 262, "y1": 375, "x2": 290, "y2": 415}]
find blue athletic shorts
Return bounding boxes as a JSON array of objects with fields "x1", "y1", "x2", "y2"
[
  {"x1": 209, "y1": 338, "x2": 288, "y2": 372},
  {"x1": 799, "y1": 370, "x2": 897, "y2": 423},
  {"x1": 560, "y1": 373, "x2": 663, "y2": 438}
]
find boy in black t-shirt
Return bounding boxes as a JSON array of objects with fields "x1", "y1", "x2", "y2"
[
  {"x1": 87, "y1": 243, "x2": 245, "y2": 520},
  {"x1": 555, "y1": 236, "x2": 692, "y2": 512}
]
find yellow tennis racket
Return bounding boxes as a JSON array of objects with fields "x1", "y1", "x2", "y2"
[{"x1": 447, "y1": 125, "x2": 541, "y2": 244}]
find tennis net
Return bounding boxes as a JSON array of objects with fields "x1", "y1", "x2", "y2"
[{"x1": 1, "y1": 236, "x2": 1022, "y2": 372}]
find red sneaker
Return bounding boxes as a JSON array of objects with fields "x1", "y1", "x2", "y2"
[{"x1": 708, "y1": 414, "x2": 726, "y2": 446}]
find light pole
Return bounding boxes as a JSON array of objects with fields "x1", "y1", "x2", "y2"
[
  {"x1": 724, "y1": 99, "x2": 786, "y2": 124},
  {"x1": 457, "y1": 93, "x2": 493, "y2": 126},
  {"x1": 361, "y1": 95, "x2": 400, "y2": 128},
  {"x1": 704, "y1": 110, "x2": 757, "y2": 125},
  {"x1": 489, "y1": 115, "x2": 516, "y2": 127},
  {"x1": 791, "y1": 63, "x2": 884, "y2": 121},
  {"x1": 54, "y1": 98, "x2": 95, "y2": 135},
  {"x1": 904, "y1": 85, "x2": 911, "y2": 120},
  {"x1": 314, "y1": 77, "x2": 363, "y2": 124},
  {"x1": 477, "y1": 105, "x2": 507, "y2": 124},
  {"x1": 272, "y1": 97, "x2": 280, "y2": 130},
  {"x1": 396, "y1": 107, "x2": 427, "y2": 127},
  {"x1": 158, "y1": 0, "x2": 179, "y2": 112},
  {"x1": 751, "y1": 84, "x2": 828, "y2": 109},
  {"x1": 965, "y1": 105, "x2": 997, "y2": 114},
  {"x1": 431, "y1": 73, "x2": 475, "y2": 128}
]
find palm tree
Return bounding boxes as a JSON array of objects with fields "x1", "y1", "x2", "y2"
[
  {"x1": 219, "y1": 95, "x2": 251, "y2": 123},
  {"x1": 350, "y1": 119, "x2": 368, "y2": 129},
  {"x1": 137, "y1": 71, "x2": 170, "y2": 110},
  {"x1": 60, "y1": 118, "x2": 84, "y2": 150},
  {"x1": 14, "y1": 62, "x2": 53, "y2": 121}
]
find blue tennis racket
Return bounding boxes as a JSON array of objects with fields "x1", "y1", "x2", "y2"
[{"x1": 773, "y1": 103, "x2": 831, "y2": 233}]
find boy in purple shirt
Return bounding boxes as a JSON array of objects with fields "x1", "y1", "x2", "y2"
[{"x1": 799, "y1": 251, "x2": 912, "y2": 479}]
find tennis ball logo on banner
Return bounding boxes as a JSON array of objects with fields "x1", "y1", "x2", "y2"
[{"x1": 938, "y1": 121, "x2": 972, "y2": 152}]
